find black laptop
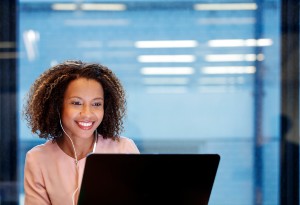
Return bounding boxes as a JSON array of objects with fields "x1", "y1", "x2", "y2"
[{"x1": 78, "y1": 154, "x2": 220, "y2": 205}]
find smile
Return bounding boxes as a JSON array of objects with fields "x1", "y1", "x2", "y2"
[
  {"x1": 77, "y1": 121, "x2": 94, "y2": 130},
  {"x1": 78, "y1": 122, "x2": 92, "y2": 126}
]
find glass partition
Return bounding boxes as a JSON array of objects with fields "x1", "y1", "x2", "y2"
[{"x1": 16, "y1": 0, "x2": 285, "y2": 204}]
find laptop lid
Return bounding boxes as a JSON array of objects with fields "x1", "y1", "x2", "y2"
[{"x1": 78, "y1": 154, "x2": 220, "y2": 205}]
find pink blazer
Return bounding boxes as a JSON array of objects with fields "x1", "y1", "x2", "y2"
[{"x1": 24, "y1": 136, "x2": 140, "y2": 205}]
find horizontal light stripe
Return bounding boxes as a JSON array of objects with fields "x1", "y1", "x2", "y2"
[
  {"x1": 202, "y1": 66, "x2": 256, "y2": 74},
  {"x1": 208, "y1": 39, "x2": 273, "y2": 47},
  {"x1": 143, "y1": 77, "x2": 189, "y2": 85},
  {"x1": 205, "y1": 54, "x2": 264, "y2": 62},
  {"x1": 0, "y1": 52, "x2": 18, "y2": 59},
  {"x1": 81, "y1": 4, "x2": 126, "y2": 11},
  {"x1": 0, "y1": 41, "x2": 16, "y2": 48},
  {"x1": 194, "y1": 3, "x2": 257, "y2": 10},
  {"x1": 64, "y1": 19, "x2": 129, "y2": 26},
  {"x1": 52, "y1": 3, "x2": 126, "y2": 11},
  {"x1": 256, "y1": 54, "x2": 265, "y2": 61},
  {"x1": 135, "y1": 40, "x2": 198, "y2": 48},
  {"x1": 138, "y1": 55, "x2": 196, "y2": 63},
  {"x1": 198, "y1": 86, "x2": 237, "y2": 93},
  {"x1": 199, "y1": 77, "x2": 245, "y2": 84},
  {"x1": 141, "y1": 67, "x2": 194, "y2": 75},
  {"x1": 198, "y1": 17, "x2": 255, "y2": 25},
  {"x1": 257, "y1": 39, "x2": 273, "y2": 46},
  {"x1": 52, "y1": 3, "x2": 77, "y2": 10}
]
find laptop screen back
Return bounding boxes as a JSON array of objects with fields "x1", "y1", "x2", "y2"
[{"x1": 78, "y1": 154, "x2": 220, "y2": 205}]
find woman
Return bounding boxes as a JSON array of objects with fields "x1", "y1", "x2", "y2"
[{"x1": 24, "y1": 60, "x2": 139, "y2": 205}]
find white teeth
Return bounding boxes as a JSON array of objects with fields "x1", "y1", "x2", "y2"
[{"x1": 78, "y1": 122, "x2": 92, "y2": 127}]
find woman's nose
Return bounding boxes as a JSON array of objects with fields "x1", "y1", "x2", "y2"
[{"x1": 80, "y1": 105, "x2": 92, "y2": 116}]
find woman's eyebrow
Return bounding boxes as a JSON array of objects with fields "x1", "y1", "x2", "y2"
[
  {"x1": 67, "y1": 96, "x2": 82, "y2": 100},
  {"x1": 94, "y1": 97, "x2": 104, "y2": 101},
  {"x1": 67, "y1": 96, "x2": 104, "y2": 100}
]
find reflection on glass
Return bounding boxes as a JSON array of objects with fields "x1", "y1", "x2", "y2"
[{"x1": 18, "y1": 1, "x2": 281, "y2": 204}]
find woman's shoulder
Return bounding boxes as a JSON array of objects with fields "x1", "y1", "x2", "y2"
[
  {"x1": 26, "y1": 140, "x2": 58, "y2": 161},
  {"x1": 118, "y1": 136, "x2": 136, "y2": 144},
  {"x1": 97, "y1": 135, "x2": 140, "y2": 153}
]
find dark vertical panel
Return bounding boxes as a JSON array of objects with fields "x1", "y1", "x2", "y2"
[
  {"x1": 280, "y1": 0, "x2": 299, "y2": 204},
  {"x1": 253, "y1": 1, "x2": 264, "y2": 205},
  {"x1": 0, "y1": 0, "x2": 18, "y2": 204}
]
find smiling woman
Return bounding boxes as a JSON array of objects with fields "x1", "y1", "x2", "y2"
[
  {"x1": 58, "y1": 78, "x2": 105, "y2": 162},
  {"x1": 23, "y1": 60, "x2": 139, "y2": 205}
]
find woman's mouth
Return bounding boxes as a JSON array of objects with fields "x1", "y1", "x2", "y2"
[{"x1": 77, "y1": 121, "x2": 94, "y2": 130}]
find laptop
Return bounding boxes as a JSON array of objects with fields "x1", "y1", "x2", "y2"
[{"x1": 78, "y1": 154, "x2": 220, "y2": 205}]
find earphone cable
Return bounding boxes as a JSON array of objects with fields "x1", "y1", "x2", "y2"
[
  {"x1": 59, "y1": 116, "x2": 98, "y2": 205},
  {"x1": 59, "y1": 119, "x2": 79, "y2": 165}
]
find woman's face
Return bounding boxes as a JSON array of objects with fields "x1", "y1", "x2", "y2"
[{"x1": 61, "y1": 77, "x2": 104, "y2": 140}]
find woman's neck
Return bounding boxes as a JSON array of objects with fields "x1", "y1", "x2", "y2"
[{"x1": 57, "y1": 135, "x2": 96, "y2": 161}]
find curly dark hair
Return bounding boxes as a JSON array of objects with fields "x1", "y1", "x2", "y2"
[{"x1": 24, "y1": 60, "x2": 126, "y2": 141}]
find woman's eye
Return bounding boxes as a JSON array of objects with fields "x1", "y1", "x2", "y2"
[
  {"x1": 93, "y1": 102, "x2": 102, "y2": 107},
  {"x1": 71, "y1": 101, "x2": 82, "y2": 105}
]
